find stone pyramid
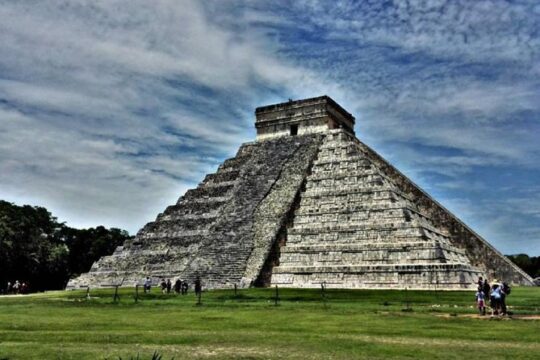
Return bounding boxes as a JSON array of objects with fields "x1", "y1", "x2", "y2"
[{"x1": 68, "y1": 96, "x2": 533, "y2": 290}]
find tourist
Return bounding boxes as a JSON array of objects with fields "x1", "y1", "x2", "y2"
[
  {"x1": 477, "y1": 276, "x2": 483, "y2": 289},
  {"x1": 166, "y1": 279, "x2": 172, "y2": 294},
  {"x1": 490, "y1": 283, "x2": 502, "y2": 316},
  {"x1": 181, "y1": 280, "x2": 188, "y2": 295},
  {"x1": 194, "y1": 278, "x2": 202, "y2": 296},
  {"x1": 144, "y1": 277, "x2": 151, "y2": 293},
  {"x1": 482, "y1": 279, "x2": 490, "y2": 299},
  {"x1": 174, "y1": 279, "x2": 181, "y2": 294},
  {"x1": 160, "y1": 278, "x2": 167, "y2": 294},
  {"x1": 475, "y1": 287, "x2": 486, "y2": 315},
  {"x1": 500, "y1": 282, "x2": 511, "y2": 315}
]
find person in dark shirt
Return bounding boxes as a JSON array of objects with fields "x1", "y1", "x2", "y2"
[
  {"x1": 500, "y1": 282, "x2": 511, "y2": 315},
  {"x1": 194, "y1": 278, "x2": 202, "y2": 296},
  {"x1": 482, "y1": 279, "x2": 490, "y2": 300},
  {"x1": 160, "y1": 279, "x2": 167, "y2": 294},
  {"x1": 174, "y1": 279, "x2": 181, "y2": 294}
]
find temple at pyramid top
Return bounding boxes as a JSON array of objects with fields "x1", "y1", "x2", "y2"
[{"x1": 255, "y1": 95, "x2": 355, "y2": 140}]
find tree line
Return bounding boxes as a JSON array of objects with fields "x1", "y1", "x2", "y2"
[
  {"x1": 506, "y1": 254, "x2": 540, "y2": 279},
  {"x1": 0, "y1": 200, "x2": 130, "y2": 292}
]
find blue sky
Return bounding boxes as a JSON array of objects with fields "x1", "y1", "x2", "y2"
[{"x1": 0, "y1": 0, "x2": 539, "y2": 255}]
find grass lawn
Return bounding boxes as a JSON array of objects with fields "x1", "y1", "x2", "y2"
[{"x1": 0, "y1": 286, "x2": 539, "y2": 359}]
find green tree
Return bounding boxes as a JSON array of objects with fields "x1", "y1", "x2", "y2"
[
  {"x1": 61, "y1": 226, "x2": 128, "y2": 278},
  {"x1": 0, "y1": 200, "x2": 130, "y2": 292},
  {"x1": 506, "y1": 254, "x2": 540, "y2": 278}
]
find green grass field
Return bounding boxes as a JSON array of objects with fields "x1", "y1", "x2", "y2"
[{"x1": 0, "y1": 287, "x2": 539, "y2": 359}]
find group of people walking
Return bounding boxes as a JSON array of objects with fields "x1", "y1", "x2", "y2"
[
  {"x1": 475, "y1": 277, "x2": 511, "y2": 316},
  {"x1": 142, "y1": 276, "x2": 200, "y2": 296},
  {"x1": 3, "y1": 280, "x2": 29, "y2": 295}
]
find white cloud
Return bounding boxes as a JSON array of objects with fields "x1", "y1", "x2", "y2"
[
  {"x1": 0, "y1": 0, "x2": 343, "y2": 233},
  {"x1": 0, "y1": 0, "x2": 538, "y2": 255}
]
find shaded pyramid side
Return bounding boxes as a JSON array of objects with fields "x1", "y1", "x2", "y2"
[
  {"x1": 67, "y1": 134, "x2": 322, "y2": 288},
  {"x1": 268, "y1": 129, "x2": 532, "y2": 289}
]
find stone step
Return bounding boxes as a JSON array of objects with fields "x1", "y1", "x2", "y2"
[
  {"x1": 301, "y1": 188, "x2": 414, "y2": 203},
  {"x1": 280, "y1": 242, "x2": 467, "y2": 255},
  {"x1": 150, "y1": 217, "x2": 217, "y2": 231},
  {"x1": 287, "y1": 230, "x2": 425, "y2": 243},
  {"x1": 293, "y1": 211, "x2": 411, "y2": 224},
  {"x1": 289, "y1": 222, "x2": 428, "y2": 233},
  {"x1": 159, "y1": 211, "x2": 220, "y2": 222},
  {"x1": 297, "y1": 195, "x2": 412, "y2": 208},
  {"x1": 202, "y1": 180, "x2": 238, "y2": 188},
  {"x1": 278, "y1": 247, "x2": 469, "y2": 264},
  {"x1": 272, "y1": 263, "x2": 478, "y2": 274},
  {"x1": 138, "y1": 229, "x2": 210, "y2": 239},
  {"x1": 180, "y1": 196, "x2": 231, "y2": 204},
  {"x1": 202, "y1": 170, "x2": 240, "y2": 184},
  {"x1": 312, "y1": 155, "x2": 371, "y2": 166},
  {"x1": 305, "y1": 177, "x2": 389, "y2": 190},
  {"x1": 184, "y1": 183, "x2": 235, "y2": 199},
  {"x1": 219, "y1": 153, "x2": 254, "y2": 171},
  {"x1": 287, "y1": 228, "x2": 448, "y2": 244},
  {"x1": 163, "y1": 200, "x2": 226, "y2": 217},
  {"x1": 307, "y1": 169, "x2": 381, "y2": 181},
  {"x1": 294, "y1": 204, "x2": 431, "y2": 220},
  {"x1": 311, "y1": 159, "x2": 372, "y2": 171},
  {"x1": 279, "y1": 256, "x2": 458, "y2": 266}
]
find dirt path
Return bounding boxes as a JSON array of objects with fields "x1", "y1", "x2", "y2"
[{"x1": 435, "y1": 313, "x2": 540, "y2": 320}]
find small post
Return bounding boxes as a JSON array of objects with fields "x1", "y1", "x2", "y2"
[
  {"x1": 402, "y1": 287, "x2": 412, "y2": 312},
  {"x1": 134, "y1": 284, "x2": 139, "y2": 303},
  {"x1": 321, "y1": 282, "x2": 327, "y2": 309},
  {"x1": 405, "y1": 286, "x2": 408, "y2": 307},
  {"x1": 274, "y1": 285, "x2": 280, "y2": 306},
  {"x1": 195, "y1": 277, "x2": 202, "y2": 306},
  {"x1": 234, "y1": 283, "x2": 237, "y2": 296},
  {"x1": 86, "y1": 286, "x2": 90, "y2": 300},
  {"x1": 113, "y1": 285, "x2": 120, "y2": 303}
]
